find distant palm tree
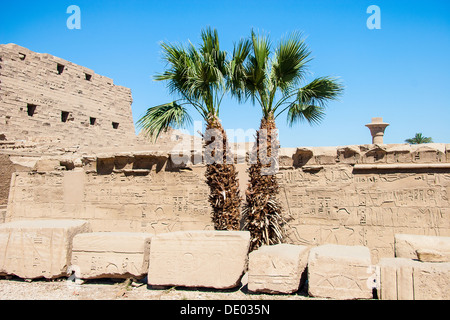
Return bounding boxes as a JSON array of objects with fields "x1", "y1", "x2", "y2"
[
  {"x1": 405, "y1": 133, "x2": 433, "y2": 144},
  {"x1": 230, "y1": 30, "x2": 344, "y2": 251},
  {"x1": 137, "y1": 28, "x2": 242, "y2": 231}
]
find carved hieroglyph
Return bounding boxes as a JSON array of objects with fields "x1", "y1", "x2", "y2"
[
  {"x1": 0, "y1": 219, "x2": 91, "y2": 279},
  {"x1": 278, "y1": 145, "x2": 450, "y2": 263},
  {"x1": 71, "y1": 232, "x2": 153, "y2": 279},
  {"x1": 6, "y1": 161, "x2": 213, "y2": 233},
  {"x1": 307, "y1": 244, "x2": 374, "y2": 300},
  {"x1": 248, "y1": 244, "x2": 309, "y2": 294},
  {"x1": 147, "y1": 230, "x2": 250, "y2": 289}
]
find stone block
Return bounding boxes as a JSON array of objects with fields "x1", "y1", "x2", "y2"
[
  {"x1": 379, "y1": 258, "x2": 450, "y2": 300},
  {"x1": 147, "y1": 230, "x2": 250, "y2": 289},
  {"x1": 307, "y1": 244, "x2": 374, "y2": 300},
  {"x1": 71, "y1": 232, "x2": 153, "y2": 279},
  {"x1": 394, "y1": 234, "x2": 450, "y2": 261},
  {"x1": 0, "y1": 219, "x2": 91, "y2": 279},
  {"x1": 416, "y1": 249, "x2": 447, "y2": 262},
  {"x1": 248, "y1": 244, "x2": 309, "y2": 294},
  {"x1": 33, "y1": 159, "x2": 61, "y2": 172}
]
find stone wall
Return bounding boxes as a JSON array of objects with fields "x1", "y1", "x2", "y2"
[
  {"x1": 0, "y1": 44, "x2": 136, "y2": 151},
  {"x1": 6, "y1": 153, "x2": 212, "y2": 233},
  {"x1": 5, "y1": 143, "x2": 450, "y2": 263}
]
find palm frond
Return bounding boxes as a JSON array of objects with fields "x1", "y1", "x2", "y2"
[
  {"x1": 153, "y1": 28, "x2": 230, "y2": 118},
  {"x1": 154, "y1": 42, "x2": 193, "y2": 99},
  {"x1": 271, "y1": 31, "x2": 311, "y2": 93},
  {"x1": 245, "y1": 31, "x2": 271, "y2": 107},
  {"x1": 137, "y1": 101, "x2": 193, "y2": 142},
  {"x1": 405, "y1": 133, "x2": 433, "y2": 144},
  {"x1": 297, "y1": 76, "x2": 344, "y2": 105},
  {"x1": 285, "y1": 76, "x2": 343, "y2": 126},
  {"x1": 286, "y1": 103, "x2": 326, "y2": 126},
  {"x1": 228, "y1": 38, "x2": 252, "y2": 103}
]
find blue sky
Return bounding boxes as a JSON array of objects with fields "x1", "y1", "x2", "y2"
[{"x1": 1, "y1": 0, "x2": 449, "y2": 147}]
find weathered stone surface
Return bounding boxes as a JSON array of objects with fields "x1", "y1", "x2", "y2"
[
  {"x1": 413, "y1": 261, "x2": 450, "y2": 300},
  {"x1": 307, "y1": 244, "x2": 374, "y2": 300},
  {"x1": 394, "y1": 234, "x2": 450, "y2": 261},
  {"x1": 147, "y1": 230, "x2": 250, "y2": 289},
  {"x1": 0, "y1": 205, "x2": 6, "y2": 224},
  {"x1": 33, "y1": 159, "x2": 61, "y2": 172},
  {"x1": 248, "y1": 244, "x2": 309, "y2": 294},
  {"x1": 71, "y1": 232, "x2": 153, "y2": 279},
  {"x1": 0, "y1": 44, "x2": 136, "y2": 151},
  {"x1": 416, "y1": 249, "x2": 447, "y2": 262},
  {"x1": 378, "y1": 258, "x2": 450, "y2": 300},
  {"x1": 0, "y1": 219, "x2": 91, "y2": 279}
]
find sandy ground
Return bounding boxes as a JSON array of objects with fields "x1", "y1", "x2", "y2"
[{"x1": 0, "y1": 276, "x2": 315, "y2": 300}]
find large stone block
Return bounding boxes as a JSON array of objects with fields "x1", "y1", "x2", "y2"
[
  {"x1": 307, "y1": 244, "x2": 374, "y2": 300},
  {"x1": 71, "y1": 232, "x2": 153, "y2": 279},
  {"x1": 0, "y1": 219, "x2": 91, "y2": 279},
  {"x1": 379, "y1": 258, "x2": 450, "y2": 300},
  {"x1": 394, "y1": 234, "x2": 450, "y2": 262},
  {"x1": 248, "y1": 244, "x2": 309, "y2": 294},
  {"x1": 147, "y1": 230, "x2": 250, "y2": 289}
]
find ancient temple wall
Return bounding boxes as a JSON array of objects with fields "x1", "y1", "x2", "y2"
[
  {"x1": 0, "y1": 44, "x2": 136, "y2": 150},
  {"x1": 5, "y1": 144, "x2": 450, "y2": 263}
]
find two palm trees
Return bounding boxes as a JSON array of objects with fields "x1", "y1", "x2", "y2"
[{"x1": 138, "y1": 28, "x2": 343, "y2": 250}]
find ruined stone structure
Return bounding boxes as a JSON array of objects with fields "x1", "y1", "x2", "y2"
[
  {"x1": 1, "y1": 219, "x2": 449, "y2": 299},
  {"x1": 0, "y1": 45, "x2": 449, "y2": 299},
  {"x1": 0, "y1": 44, "x2": 195, "y2": 215},
  {"x1": 4, "y1": 143, "x2": 450, "y2": 264},
  {"x1": 0, "y1": 44, "x2": 136, "y2": 151}
]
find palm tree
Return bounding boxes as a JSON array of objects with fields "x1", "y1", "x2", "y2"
[
  {"x1": 137, "y1": 28, "x2": 242, "y2": 230},
  {"x1": 405, "y1": 133, "x2": 433, "y2": 144},
  {"x1": 231, "y1": 31, "x2": 344, "y2": 251}
]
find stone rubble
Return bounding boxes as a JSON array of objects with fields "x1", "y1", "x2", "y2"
[{"x1": 1, "y1": 220, "x2": 449, "y2": 299}]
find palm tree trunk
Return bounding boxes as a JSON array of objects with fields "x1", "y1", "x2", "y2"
[
  {"x1": 243, "y1": 112, "x2": 286, "y2": 251},
  {"x1": 204, "y1": 114, "x2": 242, "y2": 231}
]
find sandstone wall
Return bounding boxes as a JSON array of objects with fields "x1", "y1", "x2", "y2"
[
  {"x1": 0, "y1": 44, "x2": 136, "y2": 151},
  {"x1": 5, "y1": 143, "x2": 450, "y2": 263},
  {"x1": 6, "y1": 153, "x2": 212, "y2": 233}
]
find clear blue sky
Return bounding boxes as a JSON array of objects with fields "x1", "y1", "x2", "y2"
[{"x1": 1, "y1": 0, "x2": 449, "y2": 147}]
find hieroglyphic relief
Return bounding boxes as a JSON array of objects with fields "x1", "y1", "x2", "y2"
[
  {"x1": 71, "y1": 232, "x2": 152, "y2": 279},
  {"x1": 148, "y1": 231, "x2": 250, "y2": 289},
  {"x1": 5, "y1": 146, "x2": 450, "y2": 264},
  {"x1": 6, "y1": 164, "x2": 213, "y2": 233},
  {"x1": 278, "y1": 165, "x2": 450, "y2": 262}
]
